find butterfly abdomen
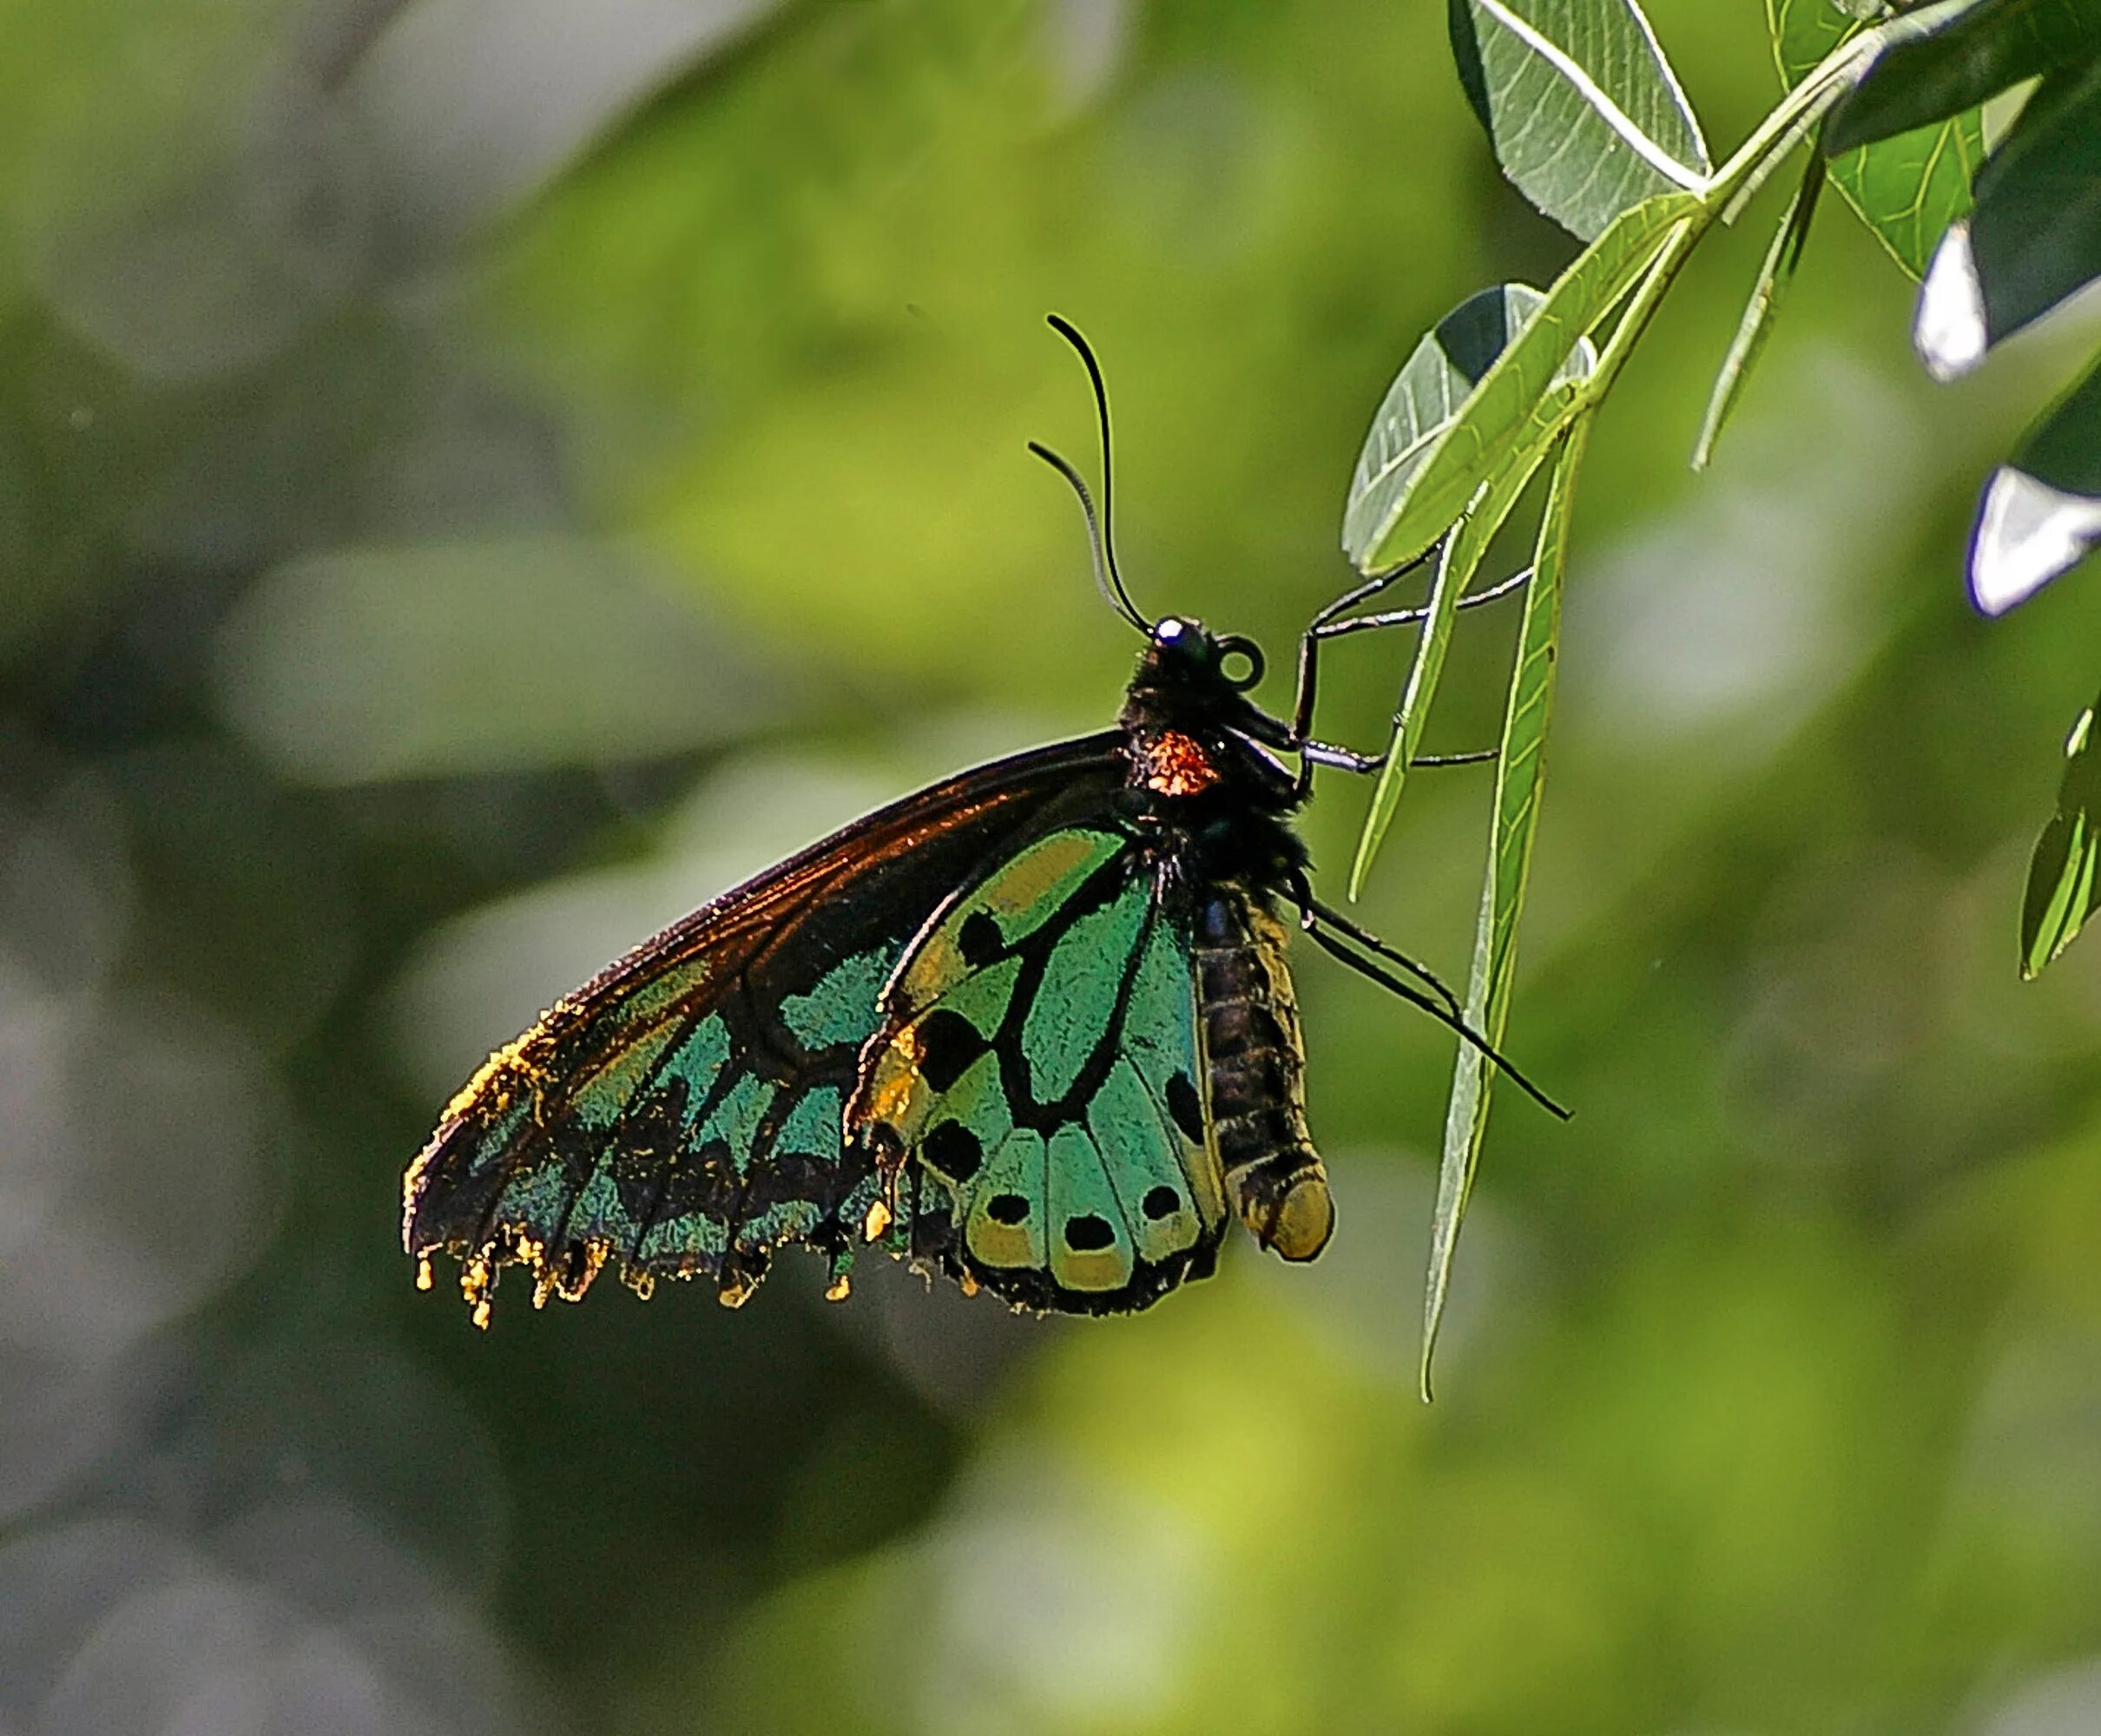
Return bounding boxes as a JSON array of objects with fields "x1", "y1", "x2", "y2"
[{"x1": 1192, "y1": 891, "x2": 1334, "y2": 1263}]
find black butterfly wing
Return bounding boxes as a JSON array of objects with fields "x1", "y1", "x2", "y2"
[{"x1": 403, "y1": 733, "x2": 1125, "y2": 1322}]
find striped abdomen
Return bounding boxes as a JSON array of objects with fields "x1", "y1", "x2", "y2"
[{"x1": 1192, "y1": 889, "x2": 1334, "y2": 1262}]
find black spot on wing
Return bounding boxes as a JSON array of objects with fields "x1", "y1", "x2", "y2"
[
  {"x1": 922, "y1": 1120, "x2": 983, "y2": 1183},
  {"x1": 1143, "y1": 1184, "x2": 1180, "y2": 1220},
  {"x1": 958, "y1": 910, "x2": 1005, "y2": 968},
  {"x1": 986, "y1": 1192, "x2": 1031, "y2": 1225},
  {"x1": 916, "y1": 1009, "x2": 988, "y2": 1093},
  {"x1": 1166, "y1": 1071, "x2": 1205, "y2": 1146},
  {"x1": 1064, "y1": 1213, "x2": 1115, "y2": 1251}
]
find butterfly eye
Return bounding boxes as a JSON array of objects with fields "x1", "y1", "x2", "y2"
[{"x1": 1215, "y1": 636, "x2": 1264, "y2": 690}]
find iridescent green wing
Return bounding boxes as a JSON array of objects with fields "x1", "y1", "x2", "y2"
[
  {"x1": 852, "y1": 826, "x2": 1230, "y2": 1315},
  {"x1": 403, "y1": 737, "x2": 1123, "y2": 1323}
]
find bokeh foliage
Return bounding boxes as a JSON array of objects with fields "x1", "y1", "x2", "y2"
[{"x1": 5, "y1": 2, "x2": 2101, "y2": 1733}]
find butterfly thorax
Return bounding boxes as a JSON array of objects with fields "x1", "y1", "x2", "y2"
[{"x1": 1114, "y1": 616, "x2": 1309, "y2": 888}]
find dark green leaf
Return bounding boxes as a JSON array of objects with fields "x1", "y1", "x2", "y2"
[
  {"x1": 1421, "y1": 418, "x2": 1590, "y2": 1397},
  {"x1": 1971, "y1": 348, "x2": 2101, "y2": 611},
  {"x1": 2022, "y1": 687, "x2": 2101, "y2": 974},
  {"x1": 1693, "y1": 151, "x2": 1826, "y2": 470},
  {"x1": 1825, "y1": 0, "x2": 2101, "y2": 153},
  {"x1": 2019, "y1": 345, "x2": 2101, "y2": 496},
  {"x1": 1450, "y1": 0, "x2": 1709, "y2": 241},
  {"x1": 1350, "y1": 191, "x2": 1689, "y2": 575},
  {"x1": 1966, "y1": 58, "x2": 2101, "y2": 343}
]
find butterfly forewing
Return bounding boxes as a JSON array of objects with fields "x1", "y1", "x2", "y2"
[{"x1": 403, "y1": 737, "x2": 1124, "y2": 1321}]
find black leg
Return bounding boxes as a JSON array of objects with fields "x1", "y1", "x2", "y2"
[
  {"x1": 1298, "y1": 921, "x2": 1570, "y2": 1120},
  {"x1": 1291, "y1": 549, "x2": 1439, "y2": 767},
  {"x1": 1316, "y1": 564, "x2": 1533, "y2": 643},
  {"x1": 1288, "y1": 556, "x2": 1531, "y2": 796},
  {"x1": 1291, "y1": 883, "x2": 1462, "y2": 1016},
  {"x1": 1257, "y1": 734, "x2": 1496, "y2": 779}
]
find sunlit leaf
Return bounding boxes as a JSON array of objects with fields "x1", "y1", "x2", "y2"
[
  {"x1": 2022, "y1": 689, "x2": 2101, "y2": 975},
  {"x1": 1344, "y1": 285, "x2": 1573, "y2": 569},
  {"x1": 1348, "y1": 422, "x2": 1563, "y2": 899},
  {"x1": 1971, "y1": 348, "x2": 2101, "y2": 611},
  {"x1": 1772, "y1": 0, "x2": 1984, "y2": 278},
  {"x1": 1824, "y1": 0, "x2": 2101, "y2": 153},
  {"x1": 1693, "y1": 150, "x2": 1825, "y2": 470},
  {"x1": 1421, "y1": 418, "x2": 1590, "y2": 1397},
  {"x1": 1832, "y1": 101, "x2": 1983, "y2": 277},
  {"x1": 1352, "y1": 190, "x2": 1689, "y2": 575},
  {"x1": 1451, "y1": 0, "x2": 1709, "y2": 240}
]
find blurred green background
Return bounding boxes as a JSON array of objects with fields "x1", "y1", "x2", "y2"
[{"x1": 7, "y1": 2, "x2": 2101, "y2": 1732}]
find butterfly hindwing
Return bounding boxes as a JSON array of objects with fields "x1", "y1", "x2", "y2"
[
  {"x1": 403, "y1": 738, "x2": 1125, "y2": 1321},
  {"x1": 852, "y1": 826, "x2": 1229, "y2": 1313}
]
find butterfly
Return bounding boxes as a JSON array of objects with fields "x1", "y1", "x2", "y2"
[{"x1": 402, "y1": 318, "x2": 1562, "y2": 1325}]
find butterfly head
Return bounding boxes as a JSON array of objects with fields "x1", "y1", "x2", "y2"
[
  {"x1": 1123, "y1": 615, "x2": 1301, "y2": 816},
  {"x1": 1144, "y1": 615, "x2": 1265, "y2": 695}
]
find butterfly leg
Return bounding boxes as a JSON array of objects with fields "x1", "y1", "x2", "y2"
[
  {"x1": 1284, "y1": 560, "x2": 1533, "y2": 796},
  {"x1": 1286, "y1": 878, "x2": 1464, "y2": 1017},
  {"x1": 1275, "y1": 732, "x2": 1500, "y2": 780},
  {"x1": 1287, "y1": 556, "x2": 1434, "y2": 771},
  {"x1": 1287, "y1": 883, "x2": 1570, "y2": 1120}
]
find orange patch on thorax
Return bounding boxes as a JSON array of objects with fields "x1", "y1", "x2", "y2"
[{"x1": 1140, "y1": 731, "x2": 1221, "y2": 798}]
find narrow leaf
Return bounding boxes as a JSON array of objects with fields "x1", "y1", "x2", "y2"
[
  {"x1": 1451, "y1": 0, "x2": 1710, "y2": 240},
  {"x1": 2022, "y1": 691, "x2": 2101, "y2": 975},
  {"x1": 1421, "y1": 417, "x2": 1591, "y2": 1397},
  {"x1": 1354, "y1": 190, "x2": 1689, "y2": 575},
  {"x1": 1824, "y1": 0, "x2": 2101, "y2": 153},
  {"x1": 1694, "y1": 149, "x2": 1826, "y2": 470},
  {"x1": 1348, "y1": 428, "x2": 1563, "y2": 899}
]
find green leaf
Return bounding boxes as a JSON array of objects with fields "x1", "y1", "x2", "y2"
[
  {"x1": 1971, "y1": 346, "x2": 2101, "y2": 612},
  {"x1": 2022, "y1": 688, "x2": 2101, "y2": 975},
  {"x1": 1913, "y1": 62, "x2": 2101, "y2": 377},
  {"x1": 1347, "y1": 425, "x2": 1561, "y2": 900},
  {"x1": 1344, "y1": 285, "x2": 1571, "y2": 569},
  {"x1": 1420, "y1": 417, "x2": 1590, "y2": 1398},
  {"x1": 1832, "y1": 102, "x2": 1983, "y2": 277},
  {"x1": 1352, "y1": 190, "x2": 1691, "y2": 575},
  {"x1": 1450, "y1": 0, "x2": 1710, "y2": 241},
  {"x1": 1824, "y1": 0, "x2": 2101, "y2": 153},
  {"x1": 1967, "y1": 59, "x2": 2101, "y2": 340},
  {"x1": 1770, "y1": 0, "x2": 1855, "y2": 94},
  {"x1": 1693, "y1": 150, "x2": 1826, "y2": 470},
  {"x1": 1771, "y1": 0, "x2": 1985, "y2": 278},
  {"x1": 2018, "y1": 344, "x2": 2101, "y2": 497}
]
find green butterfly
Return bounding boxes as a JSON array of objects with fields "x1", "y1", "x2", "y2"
[{"x1": 402, "y1": 319, "x2": 1560, "y2": 1324}]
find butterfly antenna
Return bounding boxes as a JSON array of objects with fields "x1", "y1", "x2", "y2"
[
  {"x1": 1026, "y1": 440, "x2": 1136, "y2": 632},
  {"x1": 1032, "y1": 313, "x2": 1149, "y2": 634}
]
